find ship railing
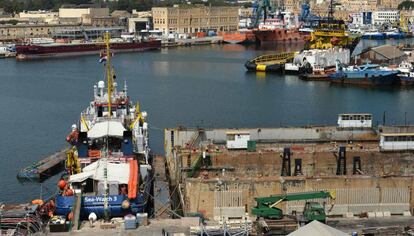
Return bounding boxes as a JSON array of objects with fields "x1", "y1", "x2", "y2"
[
  {"x1": 250, "y1": 52, "x2": 296, "y2": 64},
  {"x1": 314, "y1": 29, "x2": 345, "y2": 36},
  {"x1": 80, "y1": 114, "x2": 125, "y2": 125},
  {"x1": 95, "y1": 117, "x2": 124, "y2": 122}
]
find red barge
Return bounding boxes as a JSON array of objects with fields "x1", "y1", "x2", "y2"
[{"x1": 16, "y1": 40, "x2": 161, "y2": 59}]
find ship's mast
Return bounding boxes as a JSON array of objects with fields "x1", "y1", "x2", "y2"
[
  {"x1": 328, "y1": 0, "x2": 334, "y2": 19},
  {"x1": 103, "y1": 31, "x2": 111, "y2": 222},
  {"x1": 104, "y1": 32, "x2": 112, "y2": 118}
]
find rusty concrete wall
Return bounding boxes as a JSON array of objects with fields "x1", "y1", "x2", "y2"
[
  {"x1": 178, "y1": 148, "x2": 414, "y2": 178},
  {"x1": 183, "y1": 177, "x2": 414, "y2": 220}
]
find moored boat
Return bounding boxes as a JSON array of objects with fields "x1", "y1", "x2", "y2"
[
  {"x1": 222, "y1": 29, "x2": 256, "y2": 44},
  {"x1": 361, "y1": 30, "x2": 385, "y2": 40},
  {"x1": 329, "y1": 60, "x2": 399, "y2": 86},
  {"x1": 284, "y1": 48, "x2": 350, "y2": 74},
  {"x1": 54, "y1": 32, "x2": 152, "y2": 221},
  {"x1": 0, "y1": 44, "x2": 16, "y2": 58},
  {"x1": 395, "y1": 61, "x2": 414, "y2": 86},
  {"x1": 253, "y1": 18, "x2": 309, "y2": 44},
  {"x1": 16, "y1": 39, "x2": 161, "y2": 60},
  {"x1": 398, "y1": 72, "x2": 414, "y2": 86},
  {"x1": 245, "y1": 52, "x2": 296, "y2": 72},
  {"x1": 385, "y1": 30, "x2": 405, "y2": 39},
  {"x1": 298, "y1": 66, "x2": 336, "y2": 81},
  {"x1": 307, "y1": 18, "x2": 360, "y2": 52}
]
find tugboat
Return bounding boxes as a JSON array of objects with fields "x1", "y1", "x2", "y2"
[
  {"x1": 329, "y1": 60, "x2": 399, "y2": 86},
  {"x1": 395, "y1": 61, "x2": 414, "y2": 86},
  {"x1": 54, "y1": 32, "x2": 152, "y2": 221}
]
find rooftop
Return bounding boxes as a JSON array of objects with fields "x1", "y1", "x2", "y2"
[{"x1": 362, "y1": 45, "x2": 406, "y2": 60}]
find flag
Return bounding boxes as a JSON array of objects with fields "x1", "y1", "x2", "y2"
[{"x1": 99, "y1": 55, "x2": 107, "y2": 63}]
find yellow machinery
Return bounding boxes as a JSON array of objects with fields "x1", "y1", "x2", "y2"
[
  {"x1": 66, "y1": 146, "x2": 81, "y2": 175},
  {"x1": 308, "y1": 19, "x2": 359, "y2": 50}
]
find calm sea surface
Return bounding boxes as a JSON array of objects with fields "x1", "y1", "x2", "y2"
[{"x1": 0, "y1": 39, "x2": 414, "y2": 203}]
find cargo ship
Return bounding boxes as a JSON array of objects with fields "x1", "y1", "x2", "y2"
[
  {"x1": 222, "y1": 29, "x2": 256, "y2": 44},
  {"x1": 15, "y1": 39, "x2": 161, "y2": 60},
  {"x1": 53, "y1": 32, "x2": 152, "y2": 221},
  {"x1": 329, "y1": 60, "x2": 399, "y2": 86}
]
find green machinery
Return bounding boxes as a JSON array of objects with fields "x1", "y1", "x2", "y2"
[{"x1": 252, "y1": 191, "x2": 336, "y2": 223}]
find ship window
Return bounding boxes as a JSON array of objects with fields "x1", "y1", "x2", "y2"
[{"x1": 342, "y1": 115, "x2": 349, "y2": 120}]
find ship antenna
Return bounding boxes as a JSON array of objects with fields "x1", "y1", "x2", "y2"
[
  {"x1": 328, "y1": 0, "x2": 334, "y2": 19},
  {"x1": 104, "y1": 31, "x2": 112, "y2": 118}
]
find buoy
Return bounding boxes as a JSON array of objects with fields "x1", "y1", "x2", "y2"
[
  {"x1": 58, "y1": 180, "x2": 67, "y2": 190},
  {"x1": 31, "y1": 199, "x2": 44, "y2": 205},
  {"x1": 121, "y1": 199, "x2": 130, "y2": 209}
]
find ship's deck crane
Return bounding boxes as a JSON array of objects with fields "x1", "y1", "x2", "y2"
[
  {"x1": 251, "y1": 0, "x2": 272, "y2": 28},
  {"x1": 252, "y1": 190, "x2": 335, "y2": 223}
]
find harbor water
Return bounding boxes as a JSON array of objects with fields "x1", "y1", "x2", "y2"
[{"x1": 1, "y1": 40, "x2": 414, "y2": 203}]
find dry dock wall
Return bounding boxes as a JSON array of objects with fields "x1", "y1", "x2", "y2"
[
  {"x1": 164, "y1": 127, "x2": 414, "y2": 220},
  {"x1": 183, "y1": 177, "x2": 414, "y2": 220},
  {"x1": 164, "y1": 127, "x2": 379, "y2": 182}
]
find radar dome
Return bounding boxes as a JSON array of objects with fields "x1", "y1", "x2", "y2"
[{"x1": 98, "y1": 81, "x2": 105, "y2": 89}]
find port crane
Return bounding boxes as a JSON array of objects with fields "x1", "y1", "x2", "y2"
[
  {"x1": 252, "y1": 190, "x2": 336, "y2": 223},
  {"x1": 251, "y1": 0, "x2": 272, "y2": 28}
]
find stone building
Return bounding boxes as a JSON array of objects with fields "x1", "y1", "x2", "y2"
[
  {"x1": 0, "y1": 24, "x2": 76, "y2": 40},
  {"x1": 152, "y1": 5, "x2": 239, "y2": 35},
  {"x1": 372, "y1": 10, "x2": 399, "y2": 25},
  {"x1": 58, "y1": 6, "x2": 115, "y2": 26},
  {"x1": 378, "y1": 0, "x2": 404, "y2": 10},
  {"x1": 18, "y1": 11, "x2": 59, "y2": 24}
]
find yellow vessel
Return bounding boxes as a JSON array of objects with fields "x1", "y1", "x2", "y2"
[{"x1": 308, "y1": 19, "x2": 360, "y2": 51}]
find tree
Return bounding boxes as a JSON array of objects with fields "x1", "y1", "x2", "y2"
[{"x1": 398, "y1": 0, "x2": 414, "y2": 10}]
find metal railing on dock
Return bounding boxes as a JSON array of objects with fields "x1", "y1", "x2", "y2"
[{"x1": 249, "y1": 52, "x2": 296, "y2": 64}]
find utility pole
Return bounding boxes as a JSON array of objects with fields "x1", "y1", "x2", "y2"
[{"x1": 405, "y1": 112, "x2": 407, "y2": 126}]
